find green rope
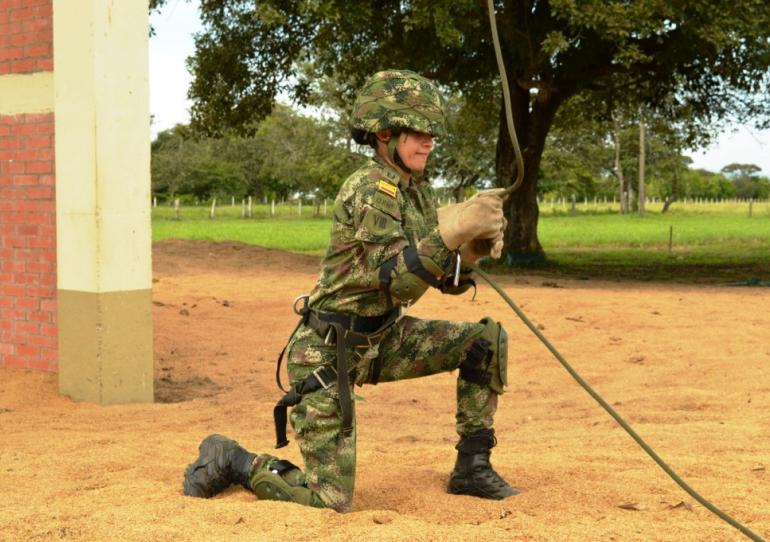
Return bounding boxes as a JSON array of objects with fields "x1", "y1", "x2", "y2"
[
  {"x1": 468, "y1": 262, "x2": 766, "y2": 542},
  {"x1": 485, "y1": 0, "x2": 525, "y2": 195}
]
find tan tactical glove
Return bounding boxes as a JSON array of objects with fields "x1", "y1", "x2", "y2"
[
  {"x1": 460, "y1": 215, "x2": 507, "y2": 261},
  {"x1": 437, "y1": 191, "x2": 504, "y2": 250}
]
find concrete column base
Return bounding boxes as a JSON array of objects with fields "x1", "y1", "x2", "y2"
[{"x1": 58, "y1": 289, "x2": 153, "y2": 404}]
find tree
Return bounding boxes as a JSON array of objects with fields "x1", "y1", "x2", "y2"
[
  {"x1": 179, "y1": 0, "x2": 770, "y2": 262},
  {"x1": 721, "y1": 163, "x2": 768, "y2": 199}
]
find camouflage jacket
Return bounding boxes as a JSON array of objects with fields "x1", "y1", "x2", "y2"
[{"x1": 308, "y1": 157, "x2": 453, "y2": 317}]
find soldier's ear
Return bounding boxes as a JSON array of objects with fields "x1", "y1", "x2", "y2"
[{"x1": 375, "y1": 130, "x2": 392, "y2": 142}]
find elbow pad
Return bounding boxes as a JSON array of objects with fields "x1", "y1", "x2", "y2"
[{"x1": 376, "y1": 246, "x2": 445, "y2": 305}]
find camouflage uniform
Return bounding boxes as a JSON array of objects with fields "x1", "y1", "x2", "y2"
[
  {"x1": 270, "y1": 155, "x2": 502, "y2": 512},
  {"x1": 183, "y1": 70, "x2": 513, "y2": 510}
]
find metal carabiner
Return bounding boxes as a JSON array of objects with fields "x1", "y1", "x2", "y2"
[{"x1": 292, "y1": 294, "x2": 309, "y2": 315}]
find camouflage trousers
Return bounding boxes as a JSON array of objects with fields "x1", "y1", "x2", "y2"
[{"x1": 258, "y1": 314, "x2": 502, "y2": 512}]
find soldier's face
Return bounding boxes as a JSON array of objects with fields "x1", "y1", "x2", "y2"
[{"x1": 395, "y1": 131, "x2": 434, "y2": 171}]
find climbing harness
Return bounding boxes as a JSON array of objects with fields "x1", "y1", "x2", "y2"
[
  {"x1": 272, "y1": 295, "x2": 400, "y2": 448},
  {"x1": 469, "y1": 262, "x2": 766, "y2": 542}
]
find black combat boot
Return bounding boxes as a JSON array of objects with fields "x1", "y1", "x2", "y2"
[
  {"x1": 183, "y1": 434, "x2": 257, "y2": 498},
  {"x1": 448, "y1": 428, "x2": 520, "y2": 499}
]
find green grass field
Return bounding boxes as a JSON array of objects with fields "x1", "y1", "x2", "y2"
[{"x1": 152, "y1": 200, "x2": 770, "y2": 282}]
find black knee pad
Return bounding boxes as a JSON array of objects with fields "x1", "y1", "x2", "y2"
[{"x1": 459, "y1": 317, "x2": 508, "y2": 393}]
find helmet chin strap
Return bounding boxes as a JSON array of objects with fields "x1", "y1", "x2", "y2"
[{"x1": 386, "y1": 133, "x2": 423, "y2": 179}]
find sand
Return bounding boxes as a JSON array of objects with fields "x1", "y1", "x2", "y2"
[{"x1": 1, "y1": 239, "x2": 768, "y2": 541}]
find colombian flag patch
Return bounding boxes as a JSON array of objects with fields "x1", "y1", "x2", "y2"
[{"x1": 377, "y1": 180, "x2": 398, "y2": 198}]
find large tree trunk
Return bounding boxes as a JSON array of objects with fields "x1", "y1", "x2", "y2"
[{"x1": 496, "y1": 85, "x2": 561, "y2": 263}]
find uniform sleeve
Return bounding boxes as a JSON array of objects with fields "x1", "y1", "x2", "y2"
[{"x1": 349, "y1": 181, "x2": 454, "y2": 284}]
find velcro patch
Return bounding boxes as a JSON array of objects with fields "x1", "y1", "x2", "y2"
[{"x1": 377, "y1": 180, "x2": 398, "y2": 198}]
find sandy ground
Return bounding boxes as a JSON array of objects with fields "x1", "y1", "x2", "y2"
[{"x1": 1, "y1": 239, "x2": 768, "y2": 542}]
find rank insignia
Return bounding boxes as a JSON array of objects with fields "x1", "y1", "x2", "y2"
[{"x1": 377, "y1": 180, "x2": 398, "y2": 198}]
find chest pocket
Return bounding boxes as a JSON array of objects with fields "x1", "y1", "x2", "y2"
[{"x1": 354, "y1": 190, "x2": 404, "y2": 245}]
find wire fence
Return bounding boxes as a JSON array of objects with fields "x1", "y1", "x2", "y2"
[{"x1": 151, "y1": 194, "x2": 770, "y2": 220}]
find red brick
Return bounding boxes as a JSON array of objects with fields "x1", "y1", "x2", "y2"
[
  {"x1": 1, "y1": 283, "x2": 25, "y2": 296},
  {"x1": 39, "y1": 225, "x2": 55, "y2": 237},
  {"x1": 0, "y1": 271, "x2": 11, "y2": 283},
  {"x1": 15, "y1": 296, "x2": 37, "y2": 309},
  {"x1": 26, "y1": 161, "x2": 51, "y2": 174},
  {"x1": 26, "y1": 136, "x2": 52, "y2": 148},
  {"x1": 36, "y1": 58, "x2": 52, "y2": 71},
  {"x1": 27, "y1": 236, "x2": 53, "y2": 249},
  {"x1": 12, "y1": 174, "x2": 37, "y2": 185},
  {"x1": 0, "y1": 297, "x2": 14, "y2": 309},
  {"x1": 40, "y1": 323, "x2": 56, "y2": 337},
  {"x1": 0, "y1": 137, "x2": 22, "y2": 149},
  {"x1": 14, "y1": 272, "x2": 39, "y2": 285},
  {"x1": 0, "y1": 342, "x2": 13, "y2": 355},
  {"x1": 0, "y1": 47, "x2": 23, "y2": 61},
  {"x1": 23, "y1": 43, "x2": 50, "y2": 58},
  {"x1": 10, "y1": 58, "x2": 35, "y2": 73},
  {"x1": 1, "y1": 161, "x2": 25, "y2": 174},
  {"x1": 40, "y1": 346, "x2": 57, "y2": 361},
  {"x1": 16, "y1": 321, "x2": 39, "y2": 335},
  {"x1": 28, "y1": 333, "x2": 55, "y2": 347},
  {"x1": 26, "y1": 261, "x2": 51, "y2": 273},
  {"x1": 3, "y1": 355, "x2": 26, "y2": 367},
  {"x1": 29, "y1": 311, "x2": 52, "y2": 324},
  {"x1": 39, "y1": 272, "x2": 55, "y2": 286},
  {"x1": 9, "y1": 6, "x2": 35, "y2": 21},
  {"x1": 16, "y1": 344, "x2": 38, "y2": 357},
  {"x1": 0, "y1": 63, "x2": 10, "y2": 76},
  {"x1": 16, "y1": 224, "x2": 38, "y2": 235},
  {"x1": 26, "y1": 285, "x2": 54, "y2": 297},
  {"x1": 1, "y1": 259, "x2": 24, "y2": 272},
  {"x1": 2, "y1": 235, "x2": 25, "y2": 248},
  {"x1": 38, "y1": 174, "x2": 54, "y2": 186},
  {"x1": 40, "y1": 299, "x2": 56, "y2": 312}
]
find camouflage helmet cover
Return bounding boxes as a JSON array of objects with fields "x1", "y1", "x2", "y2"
[{"x1": 351, "y1": 69, "x2": 447, "y2": 137}]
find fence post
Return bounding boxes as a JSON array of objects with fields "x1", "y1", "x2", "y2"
[
  {"x1": 749, "y1": 198, "x2": 753, "y2": 217},
  {"x1": 241, "y1": 198, "x2": 246, "y2": 219},
  {"x1": 298, "y1": 199, "x2": 302, "y2": 216},
  {"x1": 571, "y1": 194, "x2": 577, "y2": 213},
  {"x1": 209, "y1": 198, "x2": 217, "y2": 219},
  {"x1": 247, "y1": 196, "x2": 253, "y2": 218},
  {"x1": 174, "y1": 198, "x2": 180, "y2": 220},
  {"x1": 153, "y1": 196, "x2": 157, "y2": 208},
  {"x1": 271, "y1": 199, "x2": 275, "y2": 217}
]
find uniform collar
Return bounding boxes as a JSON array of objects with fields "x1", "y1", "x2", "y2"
[{"x1": 372, "y1": 155, "x2": 412, "y2": 189}]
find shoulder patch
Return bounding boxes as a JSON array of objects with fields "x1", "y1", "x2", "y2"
[
  {"x1": 377, "y1": 180, "x2": 398, "y2": 198},
  {"x1": 371, "y1": 190, "x2": 401, "y2": 219}
]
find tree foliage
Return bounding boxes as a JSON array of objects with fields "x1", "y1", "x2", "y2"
[
  {"x1": 151, "y1": 105, "x2": 362, "y2": 203},
  {"x1": 160, "y1": 0, "x2": 770, "y2": 259}
]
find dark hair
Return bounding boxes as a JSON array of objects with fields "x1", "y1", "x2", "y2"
[
  {"x1": 351, "y1": 128, "x2": 377, "y2": 148},
  {"x1": 351, "y1": 127, "x2": 405, "y2": 149}
]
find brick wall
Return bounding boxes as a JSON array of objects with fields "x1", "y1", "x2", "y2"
[
  {"x1": 0, "y1": 0, "x2": 53, "y2": 75},
  {"x1": 0, "y1": 0, "x2": 56, "y2": 370}
]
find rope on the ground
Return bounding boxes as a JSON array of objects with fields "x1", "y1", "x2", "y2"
[{"x1": 468, "y1": 262, "x2": 766, "y2": 542}]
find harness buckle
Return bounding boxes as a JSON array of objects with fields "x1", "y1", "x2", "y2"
[
  {"x1": 323, "y1": 326, "x2": 335, "y2": 345},
  {"x1": 312, "y1": 366, "x2": 334, "y2": 390}
]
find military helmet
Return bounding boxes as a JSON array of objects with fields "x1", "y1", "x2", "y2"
[{"x1": 351, "y1": 69, "x2": 447, "y2": 137}]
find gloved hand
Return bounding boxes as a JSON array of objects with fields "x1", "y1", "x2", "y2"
[
  {"x1": 437, "y1": 191, "x2": 504, "y2": 250},
  {"x1": 460, "y1": 215, "x2": 507, "y2": 261}
]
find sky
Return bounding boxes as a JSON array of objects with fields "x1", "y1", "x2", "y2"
[{"x1": 149, "y1": 0, "x2": 770, "y2": 177}]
